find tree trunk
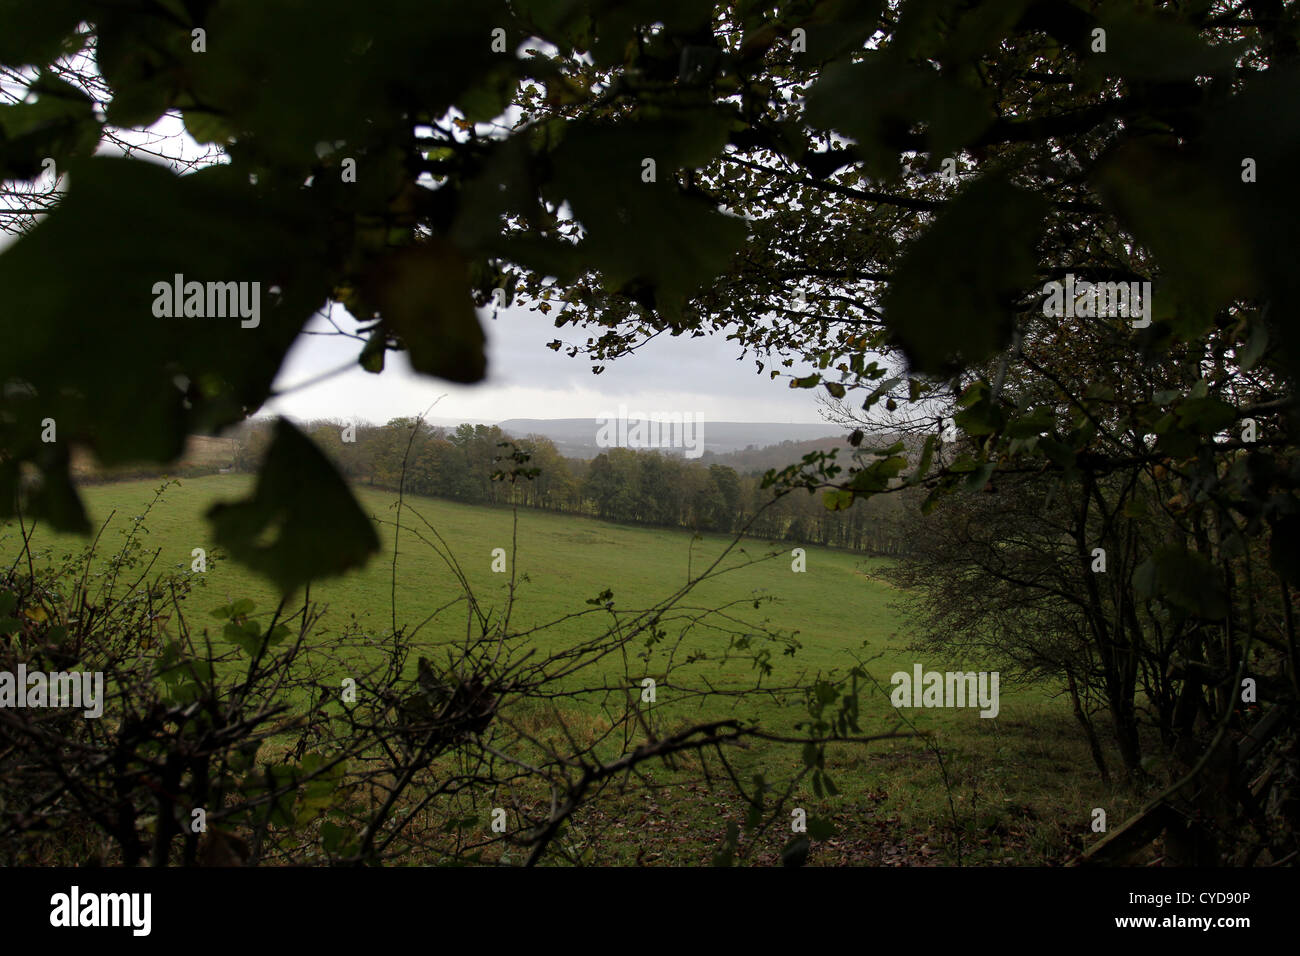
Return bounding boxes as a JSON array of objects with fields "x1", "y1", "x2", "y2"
[{"x1": 1066, "y1": 666, "x2": 1110, "y2": 784}]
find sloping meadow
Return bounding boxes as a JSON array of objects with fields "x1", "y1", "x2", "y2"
[{"x1": 0, "y1": 476, "x2": 1121, "y2": 864}]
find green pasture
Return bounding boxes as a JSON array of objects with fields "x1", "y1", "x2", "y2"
[{"x1": 1, "y1": 476, "x2": 1131, "y2": 863}]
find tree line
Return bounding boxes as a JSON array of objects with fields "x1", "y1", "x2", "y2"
[{"x1": 231, "y1": 417, "x2": 914, "y2": 554}]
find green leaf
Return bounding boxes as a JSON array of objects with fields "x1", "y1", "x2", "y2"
[
  {"x1": 861, "y1": 375, "x2": 903, "y2": 411},
  {"x1": 458, "y1": 65, "x2": 519, "y2": 124},
  {"x1": 21, "y1": 457, "x2": 89, "y2": 533},
  {"x1": 1093, "y1": 144, "x2": 1255, "y2": 331},
  {"x1": 781, "y1": 835, "x2": 810, "y2": 867},
  {"x1": 321, "y1": 821, "x2": 352, "y2": 854},
  {"x1": 224, "y1": 620, "x2": 266, "y2": 657},
  {"x1": 1084, "y1": 11, "x2": 1240, "y2": 82},
  {"x1": 211, "y1": 598, "x2": 255, "y2": 620},
  {"x1": 1122, "y1": 495, "x2": 1148, "y2": 519},
  {"x1": 1038, "y1": 439, "x2": 1076, "y2": 471},
  {"x1": 806, "y1": 816, "x2": 836, "y2": 840},
  {"x1": 0, "y1": 0, "x2": 86, "y2": 67},
  {"x1": 806, "y1": 53, "x2": 991, "y2": 179},
  {"x1": 907, "y1": 435, "x2": 937, "y2": 486},
  {"x1": 823, "y1": 488, "x2": 854, "y2": 511},
  {"x1": 1134, "y1": 546, "x2": 1227, "y2": 619},
  {"x1": 207, "y1": 419, "x2": 381, "y2": 593},
  {"x1": 96, "y1": 10, "x2": 193, "y2": 129},
  {"x1": 1175, "y1": 396, "x2": 1236, "y2": 434},
  {"x1": 0, "y1": 73, "x2": 100, "y2": 179},
  {"x1": 1238, "y1": 320, "x2": 1268, "y2": 372},
  {"x1": 0, "y1": 155, "x2": 334, "y2": 534},
  {"x1": 1005, "y1": 406, "x2": 1055, "y2": 439},
  {"x1": 182, "y1": 108, "x2": 237, "y2": 146},
  {"x1": 1269, "y1": 515, "x2": 1300, "y2": 588},
  {"x1": 511, "y1": 0, "x2": 590, "y2": 43},
  {"x1": 712, "y1": 821, "x2": 740, "y2": 867},
  {"x1": 801, "y1": 742, "x2": 820, "y2": 768},
  {"x1": 964, "y1": 460, "x2": 996, "y2": 491},
  {"x1": 848, "y1": 456, "x2": 907, "y2": 493},
  {"x1": 956, "y1": 380, "x2": 989, "y2": 408},
  {"x1": 954, "y1": 401, "x2": 1002, "y2": 436},
  {"x1": 882, "y1": 175, "x2": 1045, "y2": 375},
  {"x1": 1195, "y1": 68, "x2": 1300, "y2": 379},
  {"x1": 359, "y1": 241, "x2": 486, "y2": 384},
  {"x1": 1156, "y1": 427, "x2": 1198, "y2": 458},
  {"x1": 781, "y1": 0, "x2": 885, "y2": 65},
  {"x1": 541, "y1": 111, "x2": 747, "y2": 319}
]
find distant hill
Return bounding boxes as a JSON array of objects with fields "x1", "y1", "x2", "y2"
[
  {"x1": 699, "y1": 436, "x2": 855, "y2": 474},
  {"x1": 496, "y1": 418, "x2": 844, "y2": 459}
]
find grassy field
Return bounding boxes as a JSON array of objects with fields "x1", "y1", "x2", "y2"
[{"x1": 1, "y1": 476, "x2": 1137, "y2": 864}]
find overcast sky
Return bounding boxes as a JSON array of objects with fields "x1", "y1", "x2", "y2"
[
  {"x1": 0, "y1": 105, "x2": 832, "y2": 427},
  {"x1": 262, "y1": 303, "x2": 831, "y2": 426}
]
